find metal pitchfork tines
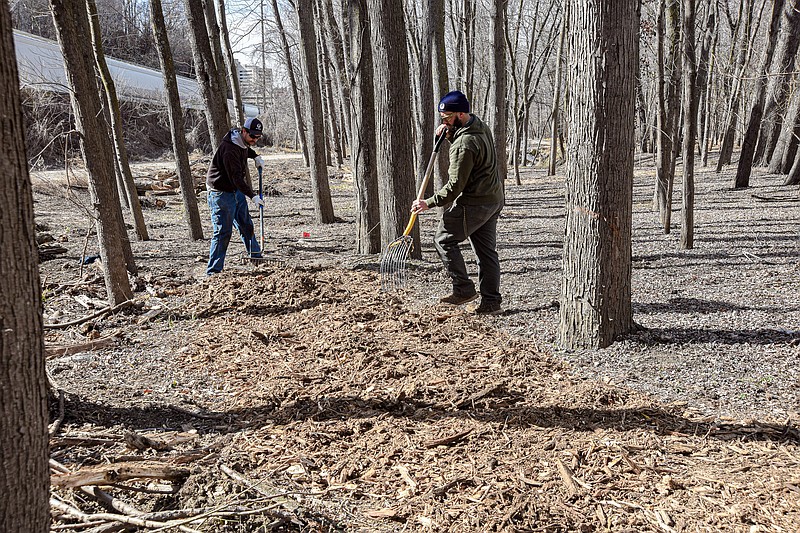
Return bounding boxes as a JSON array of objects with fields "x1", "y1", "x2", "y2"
[{"x1": 380, "y1": 133, "x2": 446, "y2": 291}]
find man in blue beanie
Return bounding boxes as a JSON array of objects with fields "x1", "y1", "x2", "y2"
[{"x1": 411, "y1": 90, "x2": 505, "y2": 315}]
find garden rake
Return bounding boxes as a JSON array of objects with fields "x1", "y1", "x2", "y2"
[
  {"x1": 245, "y1": 166, "x2": 286, "y2": 267},
  {"x1": 380, "y1": 133, "x2": 446, "y2": 291}
]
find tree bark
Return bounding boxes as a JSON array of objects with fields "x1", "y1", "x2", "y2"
[
  {"x1": 0, "y1": 5, "x2": 50, "y2": 530},
  {"x1": 431, "y1": 0, "x2": 450, "y2": 191},
  {"x1": 368, "y1": 0, "x2": 417, "y2": 252},
  {"x1": 295, "y1": 0, "x2": 335, "y2": 223},
  {"x1": 320, "y1": 0, "x2": 352, "y2": 149},
  {"x1": 769, "y1": 80, "x2": 800, "y2": 174},
  {"x1": 548, "y1": 3, "x2": 566, "y2": 176},
  {"x1": 216, "y1": 0, "x2": 246, "y2": 125},
  {"x1": 755, "y1": 0, "x2": 800, "y2": 165},
  {"x1": 50, "y1": 0, "x2": 135, "y2": 305},
  {"x1": 681, "y1": 0, "x2": 699, "y2": 250},
  {"x1": 348, "y1": 0, "x2": 380, "y2": 254},
  {"x1": 86, "y1": 0, "x2": 149, "y2": 242},
  {"x1": 491, "y1": 0, "x2": 508, "y2": 186},
  {"x1": 559, "y1": 0, "x2": 638, "y2": 349},
  {"x1": 184, "y1": 0, "x2": 230, "y2": 143},
  {"x1": 734, "y1": 0, "x2": 786, "y2": 188},
  {"x1": 271, "y1": 0, "x2": 309, "y2": 166},
  {"x1": 149, "y1": 0, "x2": 203, "y2": 240}
]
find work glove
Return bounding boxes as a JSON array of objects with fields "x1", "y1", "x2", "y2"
[
  {"x1": 254, "y1": 156, "x2": 265, "y2": 169},
  {"x1": 251, "y1": 195, "x2": 265, "y2": 209}
]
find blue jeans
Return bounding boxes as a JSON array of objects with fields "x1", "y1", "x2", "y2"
[{"x1": 207, "y1": 190, "x2": 261, "y2": 275}]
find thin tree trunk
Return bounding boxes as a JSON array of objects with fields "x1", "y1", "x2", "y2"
[
  {"x1": 548, "y1": 4, "x2": 566, "y2": 176},
  {"x1": 295, "y1": 0, "x2": 335, "y2": 223},
  {"x1": 184, "y1": 0, "x2": 229, "y2": 143},
  {"x1": 271, "y1": 0, "x2": 309, "y2": 166},
  {"x1": 149, "y1": 0, "x2": 203, "y2": 240},
  {"x1": 320, "y1": 0, "x2": 352, "y2": 151},
  {"x1": 216, "y1": 0, "x2": 245, "y2": 125},
  {"x1": 50, "y1": 0, "x2": 134, "y2": 304},
  {"x1": 348, "y1": 0, "x2": 380, "y2": 254},
  {"x1": 0, "y1": 4, "x2": 49, "y2": 529},
  {"x1": 785, "y1": 136, "x2": 800, "y2": 184},
  {"x1": 734, "y1": 0, "x2": 786, "y2": 188},
  {"x1": 770, "y1": 82, "x2": 800, "y2": 173},
  {"x1": 491, "y1": 0, "x2": 508, "y2": 185},
  {"x1": 367, "y1": 0, "x2": 417, "y2": 251},
  {"x1": 432, "y1": 0, "x2": 449, "y2": 191},
  {"x1": 755, "y1": 0, "x2": 800, "y2": 165},
  {"x1": 86, "y1": 0, "x2": 149, "y2": 243},
  {"x1": 681, "y1": 0, "x2": 699, "y2": 250}
]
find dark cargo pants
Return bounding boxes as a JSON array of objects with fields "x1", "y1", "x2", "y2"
[{"x1": 433, "y1": 200, "x2": 503, "y2": 304}]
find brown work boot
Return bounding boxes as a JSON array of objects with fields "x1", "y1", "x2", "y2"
[
  {"x1": 439, "y1": 292, "x2": 478, "y2": 305},
  {"x1": 467, "y1": 301, "x2": 503, "y2": 316}
]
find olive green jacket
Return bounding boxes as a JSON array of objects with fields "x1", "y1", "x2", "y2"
[{"x1": 424, "y1": 114, "x2": 504, "y2": 208}]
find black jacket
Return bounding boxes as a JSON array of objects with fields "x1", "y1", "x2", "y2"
[{"x1": 206, "y1": 129, "x2": 257, "y2": 198}]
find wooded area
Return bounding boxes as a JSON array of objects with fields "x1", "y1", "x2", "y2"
[{"x1": 2, "y1": 0, "x2": 799, "y2": 530}]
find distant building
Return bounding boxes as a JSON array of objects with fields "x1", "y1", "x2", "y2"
[{"x1": 236, "y1": 60, "x2": 273, "y2": 110}]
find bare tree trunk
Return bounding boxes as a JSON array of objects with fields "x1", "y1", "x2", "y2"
[
  {"x1": 216, "y1": 0, "x2": 245, "y2": 125},
  {"x1": 734, "y1": 0, "x2": 786, "y2": 188},
  {"x1": 755, "y1": 0, "x2": 800, "y2": 165},
  {"x1": 202, "y1": 0, "x2": 230, "y2": 106},
  {"x1": 315, "y1": 7, "x2": 342, "y2": 168},
  {"x1": 295, "y1": 0, "x2": 335, "y2": 223},
  {"x1": 86, "y1": 0, "x2": 149, "y2": 242},
  {"x1": 320, "y1": 0, "x2": 352, "y2": 150},
  {"x1": 717, "y1": 0, "x2": 764, "y2": 171},
  {"x1": 769, "y1": 81, "x2": 800, "y2": 173},
  {"x1": 548, "y1": 4, "x2": 566, "y2": 176},
  {"x1": 559, "y1": 0, "x2": 638, "y2": 349},
  {"x1": 184, "y1": 0, "x2": 230, "y2": 143},
  {"x1": 407, "y1": 0, "x2": 435, "y2": 197},
  {"x1": 50, "y1": 0, "x2": 134, "y2": 304},
  {"x1": 271, "y1": 0, "x2": 309, "y2": 166},
  {"x1": 681, "y1": 0, "x2": 699, "y2": 250},
  {"x1": 0, "y1": 4, "x2": 49, "y2": 530},
  {"x1": 785, "y1": 136, "x2": 800, "y2": 185},
  {"x1": 348, "y1": 0, "x2": 380, "y2": 254},
  {"x1": 655, "y1": 0, "x2": 681, "y2": 233},
  {"x1": 368, "y1": 0, "x2": 417, "y2": 252},
  {"x1": 149, "y1": 0, "x2": 203, "y2": 240},
  {"x1": 694, "y1": 0, "x2": 716, "y2": 165},
  {"x1": 491, "y1": 0, "x2": 508, "y2": 185},
  {"x1": 432, "y1": 0, "x2": 450, "y2": 191}
]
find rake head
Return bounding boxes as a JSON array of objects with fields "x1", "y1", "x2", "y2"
[{"x1": 380, "y1": 235, "x2": 413, "y2": 291}]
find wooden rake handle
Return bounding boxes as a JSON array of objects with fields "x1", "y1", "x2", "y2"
[{"x1": 403, "y1": 133, "x2": 447, "y2": 236}]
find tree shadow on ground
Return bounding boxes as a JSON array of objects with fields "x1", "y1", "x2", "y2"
[
  {"x1": 56, "y1": 391, "x2": 799, "y2": 446},
  {"x1": 627, "y1": 326, "x2": 800, "y2": 345}
]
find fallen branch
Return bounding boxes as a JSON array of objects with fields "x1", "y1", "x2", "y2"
[
  {"x1": 424, "y1": 428, "x2": 473, "y2": 448},
  {"x1": 51, "y1": 461, "x2": 189, "y2": 489},
  {"x1": 44, "y1": 299, "x2": 136, "y2": 330},
  {"x1": 46, "y1": 333, "x2": 120, "y2": 359}
]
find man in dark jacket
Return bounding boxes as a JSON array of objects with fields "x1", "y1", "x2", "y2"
[
  {"x1": 411, "y1": 91, "x2": 505, "y2": 315},
  {"x1": 206, "y1": 117, "x2": 266, "y2": 275}
]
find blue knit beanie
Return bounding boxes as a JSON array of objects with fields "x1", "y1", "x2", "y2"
[{"x1": 438, "y1": 90, "x2": 470, "y2": 113}]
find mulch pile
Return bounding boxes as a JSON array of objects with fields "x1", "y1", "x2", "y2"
[{"x1": 49, "y1": 265, "x2": 800, "y2": 532}]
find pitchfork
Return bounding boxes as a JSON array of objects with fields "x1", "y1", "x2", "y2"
[{"x1": 380, "y1": 133, "x2": 446, "y2": 291}]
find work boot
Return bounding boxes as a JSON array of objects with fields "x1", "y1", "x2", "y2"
[
  {"x1": 439, "y1": 292, "x2": 478, "y2": 305},
  {"x1": 468, "y1": 301, "x2": 503, "y2": 316}
]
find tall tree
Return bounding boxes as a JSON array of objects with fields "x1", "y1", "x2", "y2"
[
  {"x1": 149, "y1": 0, "x2": 204, "y2": 240},
  {"x1": 734, "y1": 0, "x2": 786, "y2": 188},
  {"x1": 184, "y1": 0, "x2": 230, "y2": 143},
  {"x1": 768, "y1": 79, "x2": 800, "y2": 175},
  {"x1": 348, "y1": 0, "x2": 380, "y2": 254},
  {"x1": 295, "y1": 0, "x2": 335, "y2": 223},
  {"x1": 559, "y1": 0, "x2": 639, "y2": 349},
  {"x1": 754, "y1": 0, "x2": 800, "y2": 165},
  {"x1": 50, "y1": 0, "x2": 135, "y2": 305},
  {"x1": 271, "y1": 0, "x2": 309, "y2": 166},
  {"x1": 681, "y1": 0, "x2": 699, "y2": 250},
  {"x1": 368, "y1": 0, "x2": 417, "y2": 252},
  {"x1": 86, "y1": 0, "x2": 149, "y2": 242},
  {"x1": 548, "y1": 2, "x2": 567, "y2": 177},
  {"x1": 654, "y1": 0, "x2": 681, "y2": 233},
  {"x1": 216, "y1": 0, "x2": 246, "y2": 125},
  {"x1": 0, "y1": 3, "x2": 49, "y2": 530},
  {"x1": 490, "y1": 0, "x2": 508, "y2": 186},
  {"x1": 431, "y1": 0, "x2": 450, "y2": 191}
]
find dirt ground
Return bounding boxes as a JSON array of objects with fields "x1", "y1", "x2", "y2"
[{"x1": 36, "y1": 151, "x2": 800, "y2": 532}]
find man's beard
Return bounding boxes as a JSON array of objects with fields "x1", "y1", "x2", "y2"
[{"x1": 445, "y1": 116, "x2": 464, "y2": 139}]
